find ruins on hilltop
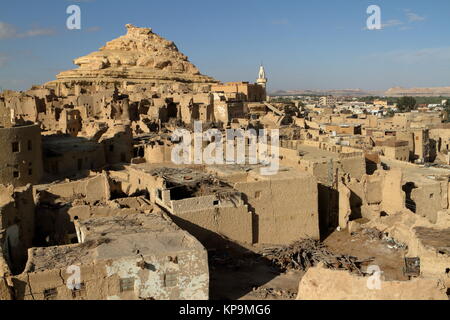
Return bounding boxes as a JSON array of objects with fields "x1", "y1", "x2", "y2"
[
  {"x1": 46, "y1": 24, "x2": 218, "y2": 95},
  {"x1": 0, "y1": 24, "x2": 449, "y2": 301}
]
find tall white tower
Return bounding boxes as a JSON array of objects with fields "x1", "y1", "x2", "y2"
[{"x1": 256, "y1": 64, "x2": 268, "y2": 89}]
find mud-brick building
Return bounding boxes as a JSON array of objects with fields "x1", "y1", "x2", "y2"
[
  {"x1": 9, "y1": 213, "x2": 209, "y2": 300},
  {"x1": 0, "y1": 123, "x2": 43, "y2": 187}
]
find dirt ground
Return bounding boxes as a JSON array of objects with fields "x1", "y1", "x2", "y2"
[{"x1": 209, "y1": 228, "x2": 408, "y2": 300}]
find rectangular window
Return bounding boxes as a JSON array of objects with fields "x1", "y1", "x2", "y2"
[
  {"x1": 12, "y1": 142, "x2": 19, "y2": 153},
  {"x1": 157, "y1": 189, "x2": 162, "y2": 200},
  {"x1": 164, "y1": 273, "x2": 178, "y2": 288},
  {"x1": 28, "y1": 168, "x2": 33, "y2": 176},
  {"x1": 13, "y1": 171, "x2": 19, "y2": 178},
  {"x1": 28, "y1": 140, "x2": 32, "y2": 151},
  {"x1": 44, "y1": 288, "x2": 58, "y2": 300},
  {"x1": 71, "y1": 283, "x2": 86, "y2": 299},
  {"x1": 255, "y1": 191, "x2": 262, "y2": 199},
  {"x1": 120, "y1": 278, "x2": 135, "y2": 292}
]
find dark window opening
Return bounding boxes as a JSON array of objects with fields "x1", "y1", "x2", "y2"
[
  {"x1": 156, "y1": 189, "x2": 163, "y2": 200},
  {"x1": 71, "y1": 283, "x2": 86, "y2": 299},
  {"x1": 402, "y1": 182, "x2": 418, "y2": 213},
  {"x1": 120, "y1": 278, "x2": 135, "y2": 292},
  {"x1": 28, "y1": 140, "x2": 32, "y2": 151},
  {"x1": 13, "y1": 171, "x2": 19, "y2": 178},
  {"x1": 169, "y1": 185, "x2": 195, "y2": 201},
  {"x1": 12, "y1": 142, "x2": 19, "y2": 153},
  {"x1": 164, "y1": 273, "x2": 178, "y2": 288},
  {"x1": 44, "y1": 288, "x2": 58, "y2": 300},
  {"x1": 167, "y1": 103, "x2": 178, "y2": 119},
  {"x1": 213, "y1": 200, "x2": 220, "y2": 206}
]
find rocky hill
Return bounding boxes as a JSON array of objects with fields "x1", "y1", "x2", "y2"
[
  {"x1": 385, "y1": 86, "x2": 450, "y2": 97},
  {"x1": 51, "y1": 24, "x2": 217, "y2": 85}
]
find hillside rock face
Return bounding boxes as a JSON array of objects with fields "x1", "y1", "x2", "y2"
[
  {"x1": 386, "y1": 86, "x2": 450, "y2": 97},
  {"x1": 54, "y1": 24, "x2": 217, "y2": 85}
]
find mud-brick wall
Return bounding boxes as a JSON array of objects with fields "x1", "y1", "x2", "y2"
[
  {"x1": 0, "y1": 185, "x2": 35, "y2": 274},
  {"x1": 170, "y1": 195, "x2": 243, "y2": 215},
  {"x1": 338, "y1": 156, "x2": 366, "y2": 181},
  {"x1": 234, "y1": 174, "x2": 320, "y2": 245},
  {"x1": 12, "y1": 246, "x2": 209, "y2": 300},
  {"x1": 170, "y1": 205, "x2": 253, "y2": 245},
  {"x1": 411, "y1": 181, "x2": 448, "y2": 224},
  {"x1": 45, "y1": 173, "x2": 111, "y2": 202},
  {"x1": 0, "y1": 124, "x2": 43, "y2": 187}
]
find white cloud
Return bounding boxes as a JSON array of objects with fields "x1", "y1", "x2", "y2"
[
  {"x1": 381, "y1": 19, "x2": 403, "y2": 29},
  {"x1": 363, "y1": 9, "x2": 426, "y2": 31},
  {"x1": 0, "y1": 22, "x2": 17, "y2": 39},
  {"x1": 405, "y1": 10, "x2": 426, "y2": 22},
  {"x1": 0, "y1": 21, "x2": 56, "y2": 39}
]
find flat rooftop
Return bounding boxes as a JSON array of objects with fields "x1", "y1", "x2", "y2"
[
  {"x1": 25, "y1": 213, "x2": 203, "y2": 272},
  {"x1": 43, "y1": 135, "x2": 101, "y2": 155},
  {"x1": 296, "y1": 144, "x2": 340, "y2": 161}
]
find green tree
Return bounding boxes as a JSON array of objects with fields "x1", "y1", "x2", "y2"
[
  {"x1": 397, "y1": 96, "x2": 417, "y2": 112},
  {"x1": 385, "y1": 109, "x2": 395, "y2": 118}
]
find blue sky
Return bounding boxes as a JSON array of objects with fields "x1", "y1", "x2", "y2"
[{"x1": 1, "y1": 0, "x2": 450, "y2": 92}]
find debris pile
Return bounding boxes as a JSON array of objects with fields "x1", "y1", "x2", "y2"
[
  {"x1": 260, "y1": 239, "x2": 373, "y2": 275},
  {"x1": 362, "y1": 228, "x2": 407, "y2": 250},
  {"x1": 251, "y1": 287, "x2": 297, "y2": 300}
]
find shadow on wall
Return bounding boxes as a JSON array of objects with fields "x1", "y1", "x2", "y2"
[
  {"x1": 33, "y1": 191, "x2": 77, "y2": 248},
  {"x1": 168, "y1": 214, "x2": 282, "y2": 300},
  {"x1": 318, "y1": 184, "x2": 339, "y2": 241},
  {"x1": 366, "y1": 159, "x2": 378, "y2": 175},
  {"x1": 349, "y1": 191, "x2": 363, "y2": 221},
  {"x1": 402, "y1": 182, "x2": 417, "y2": 213},
  {"x1": 240, "y1": 193, "x2": 258, "y2": 244}
]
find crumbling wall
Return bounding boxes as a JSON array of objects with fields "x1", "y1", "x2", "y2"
[
  {"x1": 381, "y1": 169, "x2": 405, "y2": 215},
  {"x1": 170, "y1": 205, "x2": 253, "y2": 245},
  {"x1": 338, "y1": 181, "x2": 351, "y2": 229},
  {"x1": 410, "y1": 181, "x2": 448, "y2": 224},
  {"x1": 0, "y1": 124, "x2": 43, "y2": 187},
  {"x1": 338, "y1": 156, "x2": 366, "y2": 181},
  {"x1": 234, "y1": 173, "x2": 320, "y2": 245},
  {"x1": 144, "y1": 144, "x2": 174, "y2": 164},
  {"x1": 100, "y1": 124, "x2": 133, "y2": 164},
  {"x1": 13, "y1": 212, "x2": 210, "y2": 300},
  {"x1": 296, "y1": 263, "x2": 448, "y2": 300},
  {"x1": 0, "y1": 184, "x2": 35, "y2": 274},
  {"x1": 45, "y1": 173, "x2": 111, "y2": 202},
  {"x1": 13, "y1": 248, "x2": 208, "y2": 300},
  {"x1": 365, "y1": 213, "x2": 450, "y2": 288},
  {"x1": 0, "y1": 276, "x2": 13, "y2": 300}
]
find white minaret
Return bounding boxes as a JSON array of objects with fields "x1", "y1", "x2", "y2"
[{"x1": 256, "y1": 64, "x2": 268, "y2": 89}]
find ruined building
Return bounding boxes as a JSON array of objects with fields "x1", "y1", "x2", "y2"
[{"x1": 0, "y1": 23, "x2": 449, "y2": 301}]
